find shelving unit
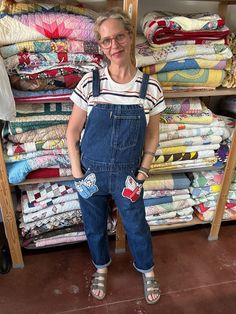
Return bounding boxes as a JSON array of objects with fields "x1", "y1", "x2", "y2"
[{"x1": 1, "y1": 0, "x2": 236, "y2": 267}]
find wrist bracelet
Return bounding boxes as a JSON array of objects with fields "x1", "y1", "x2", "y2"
[
  {"x1": 143, "y1": 151, "x2": 155, "y2": 157},
  {"x1": 139, "y1": 166, "x2": 150, "y2": 174},
  {"x1": 137, "y1": 169, "x2": 149, "y2": 178}
]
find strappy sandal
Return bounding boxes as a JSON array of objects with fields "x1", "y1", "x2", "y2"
[
  {"x1": 142, "y1": 274, "x2": 161, "y2": 305},
  {"x1": 90, "y1": 272, "x2": 107, "y2": 300}
]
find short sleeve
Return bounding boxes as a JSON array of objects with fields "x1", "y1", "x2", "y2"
[
  {"x1": 146, "y1": 77, "x2": 166, "y2": 116},
  {"x1": 70, "y1": 72, "x2": 92, "y2": 111}
]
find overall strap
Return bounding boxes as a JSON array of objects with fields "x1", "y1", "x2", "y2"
[
  {"x1": 139, "y1": 73, "x2": 149, "y2": 99},
  {"x1": 92, "y1": 69, "x2": 100, "y2": 97}
]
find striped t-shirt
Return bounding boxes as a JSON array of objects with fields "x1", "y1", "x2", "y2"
[{"x1": 70, "y1": 67, "x2": 166, "y2": 122}]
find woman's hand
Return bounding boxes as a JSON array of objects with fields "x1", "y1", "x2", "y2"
[{"x1": 136, "y1": 172, "x2": 147, "y2": 182}]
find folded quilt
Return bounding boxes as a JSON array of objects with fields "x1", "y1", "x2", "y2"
[
  {"x1": 21, "y1": 191, "x2": 79, "y2": 214},
  {"x1": 163, "y1": 97, "x2": 202, "y2": 114},
  {"x1": 5, "y1": 148, "x2": 68, "y2": 162},
  {"x1": 7, "y1": 154, "x2": 71, "y2": 184},
  {"x1": 189, "y1": 184, "x2": 222, "y2": 198},
  {"x1": 146, "y1": 214, "x2": 193, "y2": 225},
  {"x1": 143, "y1": 188, "x2": 190, "y2": 199},
  {"x1": 159, "y1": 135, "x2": 222, "y2": 148},
  {"x1": 143, "y1": 173, "x2": 191, "y2": 190},
  {"x1": 19, "y1": 210, "x2": 82, "y2": 233},
  {"x1": 22, "y1": 180, "x2": 76, "y2": 203},
  {"x1": 159, "y1": 125, "x2": 230, "y2": 142},
  {"x1": 0, "y1": 12, "x2": 96, "y2": 46},
  {"x1": 161, "y1": 106, "x2": 214, "y2": 124},
  {"x1": 191, "y1": 170, "x2": 224, "y2": 187},
  {"x1": 159, "y1": 115, "x2": 226, "y2": 132},
  {"x1": 145, "y1": 199, "x2": 195, "y2": 215},
  {"x1": 194, "y1": 208, "x2": 236, "y2": 221},
  {"x1": 153, "y1": 69, "x2": 225, "y2": 87},
  {"x1": 142, "y1": 11, "x2": 227, "y2": 44},
  {"x1": 13, "y1": 88, "x2": 72, "y2": 103},
  {"x1": 0, "y1": 38, "x2": 100, "y2": 58},
  {"x1": 150, "y1": 157, "x2": 218, "y2": 171},
  {"x1": 10, "y1": 72, "x2": 83, "y2": 91},
  {"x1": 144, "y1": 193, "x2": 190, "y2": 206},
  {"x1": 155, "y1": 143, "x2": 219, "y2": 155},
  {"x1": 142, "y1": 59, "x2": 226, "y2": 74},
  {"x1": 0, "y1": 0, "x2": 97, "y2": 19},
  {"x1": 5, "y1": 52, "x2": 103, "y2": 72},
  {"x1": 135, "y1": 36, "x2": 232, "y2": 67},
  {"x1": 26, "y1": 167, "x2": 72, "y2": 180},
  {"x1": 153, "y1": 150, "x2": 215, "y2": 164},
  {"x1": 22, "y1": 199, "x2": 80, "y2": 224},
  {"x1": 6, "y1": 139, "x2": 67, "y2": 155},
  {"x1": 7, "y1": 124, "x2": 67, "y2": 143}
]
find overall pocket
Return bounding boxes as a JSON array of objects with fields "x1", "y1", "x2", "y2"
[
  {"x1": 74, "y1": 169, "x2": 99, "y2": 199},
  {"x1": 111, "y1": 114, "x2": 141, "y2": 150}
]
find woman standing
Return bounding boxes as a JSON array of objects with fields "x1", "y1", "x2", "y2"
[{"x1": 66, "y1": 7, "x2": 166, "y2": 304}]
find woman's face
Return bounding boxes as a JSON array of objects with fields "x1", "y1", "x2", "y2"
[{"x1": 98, "y1": 18, "x2": 132, "y2": 66}]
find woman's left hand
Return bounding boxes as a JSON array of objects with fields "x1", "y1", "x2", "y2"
[{"x1": 136, "y1": 172, "x2": 147, "y2": 181}]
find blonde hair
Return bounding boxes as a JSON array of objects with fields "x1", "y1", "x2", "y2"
[{"x1": 94, "y1": 7, "x2": 132, "y2": 40}]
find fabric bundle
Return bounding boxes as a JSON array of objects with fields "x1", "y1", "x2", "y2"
[
  {"x1": 0, "y1": 0, "x2": 104, "y2": 97},
  {"x1": 137, "y1": 10, "x2": 233, "y2": 90},
  {"x1": 3, "y1": 102, "x2": 72, "y2": 184},
  {"x1": 143, "y1": 173, "x2": 194, "y2": 225},
  {"x1": 190, "y1": 169, "x2": 236, "y2": 221},
  {"x1": 18, "y1": 180, "x2": 117, "y2": 248},
  {"x1": 149, "y1": 97, "x2": 231, "y2": 172}
]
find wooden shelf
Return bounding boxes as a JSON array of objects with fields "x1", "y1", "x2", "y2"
[
  {"x1": 164, "y1": 87, "x2": 236, "y2": 99},
  {"x1": 149, "y1": 216, "x2": 209, "y2": 232}
]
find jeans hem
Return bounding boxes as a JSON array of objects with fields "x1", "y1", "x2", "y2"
[
  {"x1": 133, "y1": 262, "x2": 154, "y2": 274},
  {"x1": 93, "y1": 259, "x2": 112, "y2": 269}
]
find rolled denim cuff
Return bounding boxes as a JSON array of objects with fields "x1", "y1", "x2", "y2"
[
  {"x1": 133, "y1": 262, "x2": 154, "y2": 274},
  {"x1": 93, "y1": 258, "x2": 112, "y2": 269}
]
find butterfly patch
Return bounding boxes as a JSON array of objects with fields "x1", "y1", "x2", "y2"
[
  {"x1": 75, "y1": 173, "x2": 98, "y2": 199},
  {"x1": 122, "y1": 175, "x2": 143, "y2": 202}
]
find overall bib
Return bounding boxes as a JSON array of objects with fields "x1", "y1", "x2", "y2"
[{"x1": 76, "y1": 70, "x2": 154, "y2": 273}]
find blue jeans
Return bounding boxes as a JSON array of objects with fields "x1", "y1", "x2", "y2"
[{"x1": 77, "y1": 162, "x2": 154, "y2": 273}]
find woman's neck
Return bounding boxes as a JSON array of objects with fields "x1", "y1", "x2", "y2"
[{"x1": 108, "y1": 63, "x2": 136, "y2": 84}]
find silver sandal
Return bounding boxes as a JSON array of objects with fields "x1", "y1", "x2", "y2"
[
  {"x1": 90, "y1": 272, "x2": 107, "y2": 300},
  {"x1": 142, "y1": 274, "x2": 161, "y2": 304}
]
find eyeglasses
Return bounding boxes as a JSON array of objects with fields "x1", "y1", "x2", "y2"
[{"x1": 98, "y1": 31, "x2": 130, "y2": 49}]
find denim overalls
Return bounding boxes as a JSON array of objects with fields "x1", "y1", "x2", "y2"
[{"x1": 76, "y1": 70, "x2": 154, "y2": 273}]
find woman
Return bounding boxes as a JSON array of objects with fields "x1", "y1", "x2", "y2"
[{"x1": 66, "y1": 7, "x2": 166, "y2": 304}]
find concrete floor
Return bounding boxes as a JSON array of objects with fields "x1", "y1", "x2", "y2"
[{"x1": 1, "y1": 222, "x2": 236, "y2": 314}]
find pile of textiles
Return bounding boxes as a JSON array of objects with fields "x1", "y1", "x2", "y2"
[
  {"x1": 189, "y1": 169, "x2": 236, "y2": 222},
  {"x1": 222, "y1": 32, "x2": 236, "y2": 88},
  {"x1": 0, "y1": 0, "x2": 105, "y2": 98},
  {"x1": 143, "y1": 173, "x2": 194, "y2": 225},
  {"x1": 3, "y1": 102, "x2": 72, "y2": 184},
  {"x1": 150, "y1": 97, "x2": 231, "y2": 172},
  {"x1": 137, "y1": 11, "x2": 233, "y2": 90},
  {"x1": 18, "y1": 180, "x2": 117, "y2": 248}
]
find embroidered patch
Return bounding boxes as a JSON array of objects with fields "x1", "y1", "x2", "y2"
[
  {"x1": 122, "y1": 175, "x2": 143, "y2": 202},
  {"x1": 75, "y1": 173, "x2": 98, "y2": 199}
]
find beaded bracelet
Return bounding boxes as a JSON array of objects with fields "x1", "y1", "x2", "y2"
[
  {"x1": 143, "y1": 151, "x2": 155, "y2": 157},
  {"x1": 137, "y1": 169, "x2": 149, "y2": 178}
]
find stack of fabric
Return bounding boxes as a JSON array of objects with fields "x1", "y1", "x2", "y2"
[
  {"x1": 222, "y1": 32, "x2": 236, "y2": 88},
  {"x1": 18, "y1": 180, "x2": 117, "y2": 248},
  {"x1": 143, "y1": 173, "x2": 194, "y2": 226},
  {"x1": 0, "y1": 0, "x2": 104, "y2": 100},
  {"x1": 3, "y1": 102, "x2": 72, "y2": 184},
  {"x1": 136, "y1": 11, "x2": 233, "y2": 90},
  {"x1": 188, "y1": 114, "x2": 236, "y2": 221},
  {"x1": 190, "y1": 169, "x2": 236, "y2": 222},
  {"x1": 150, "y1": 97, "x2": 231, "y2": 172}
]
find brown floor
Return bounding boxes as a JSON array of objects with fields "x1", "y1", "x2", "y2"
[{"x1": 1, "y1": 222, "x2": 236, "y2": 314}]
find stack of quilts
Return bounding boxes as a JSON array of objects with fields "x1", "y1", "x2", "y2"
[
  {"x1": 150, "y1": 97, "x2": 231, "y2": 172},
  {"x1": 143, "y1": 173, "x2": 194, "y2": 226},
  {"x1": 0, "y1": 0, "x2": 104, "y2": 101},
  {"x1": 137, "y1": 11, "x2": 233, "y2": 90},
  {"x1": 3, "y1": 102, "x2": 72, "y2": 184},
  {"x1": 18, "y1": 180, "x2": 117, "y2": 248},
  {"x1": 190, "y1": 169, "x2": 236, "y2": 222},
  {"x1": 222, "y1": 32, "x2": 236, "y2": 88}
]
